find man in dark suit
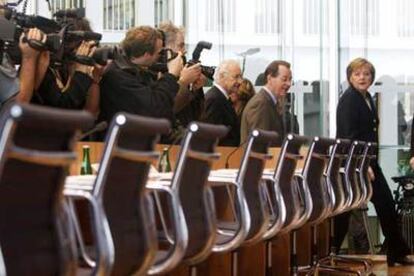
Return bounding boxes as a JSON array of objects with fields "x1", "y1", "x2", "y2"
[
  {"x1": 410, "y1": 118, "x2": 414, "y2": 169},
  {"x1": 202, "y1": 60, "x2": 241, "y2": 146},
  {"x1": 336, "y1": 57, "x2": 412, "y2": 266},
  {"x1": 241, "y1": 60, "x2": 292, "y2": 146}
]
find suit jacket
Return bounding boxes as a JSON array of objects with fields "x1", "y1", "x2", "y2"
[
  {"x1": 411, "y1": 117, "x2": 414, "y2": 157},
  {"x1": 202, "y1": 86, "x2": 240, "y2": 146},
  {"x1": 336, "y1": 86, "x2": 379, "y2": 159},
  {"x1": 241, "y1": 89, "x2": 284, "y2": 146}
]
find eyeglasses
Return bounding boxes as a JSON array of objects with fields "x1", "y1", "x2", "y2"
[{"x1": 229, "y1": 74, "x2": 243, "y2": 80}]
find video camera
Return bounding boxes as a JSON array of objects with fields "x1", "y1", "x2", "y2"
[
  {"x1": 0, "y1": 4, "x2": 102, "y2": 65},
  {"x1": 0, "y1": 4, "x2": 62, "y2": 61},
  {"x1": 152, "y1": 41, "x2": 216, "y2": 80},
  {"x1": 71, "y1": 46, "x2": 116, "y2": 66}
]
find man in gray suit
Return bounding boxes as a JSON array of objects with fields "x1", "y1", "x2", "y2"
[{"x1": 241, "y1": 60, "x2": 292, "y2": 145}]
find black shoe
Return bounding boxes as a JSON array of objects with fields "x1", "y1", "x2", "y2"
[{"x1": 387, "y1": 255, "x2": 414, "y2": 267}]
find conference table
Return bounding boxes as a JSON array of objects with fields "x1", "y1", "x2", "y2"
[{"x1": 70, "y1": 142, "x2": 324, "y2": 276}]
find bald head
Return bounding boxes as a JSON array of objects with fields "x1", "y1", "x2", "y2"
[{"x1": 214, "y1": 59, "x2": 242, "y2": 94}]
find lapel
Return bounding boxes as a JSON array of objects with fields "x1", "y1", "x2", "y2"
[
  {"x1": 259, "y1": 89, "x2": 277, "y2": 109},
  {"x1": 259, "y1": 89, "x2": 285, "y2": 134},
  {"x1": 213, "y1": 86, "x2": 236, "y2": 117},
  {"x1": 352, "y1": 87, "x2": 378, "y2": 121}
]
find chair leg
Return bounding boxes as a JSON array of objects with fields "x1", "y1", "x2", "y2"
[
  {"x1": 265, "y1": 241, "x2": 272, "y2": 276},
  {"x1": 315, "y1": 217, "x2": 373, "y2": 275},
  {"x1": 291, "y1": 231, "x2": 298, "y2": 276},
  {"x1": 316, "y1": 263, "x2": 364, "y2": 276},
  {"x1": 231, "y1": 251, "x2": 238, "y2": 276},
  {"x1": 190, "y1": 266, "x2": 197, "y2": 276},
  {"x1": 331, "y1": 255, "x2": 373, "y2": 271},
  {"x1": 311, "y1": 226, "x2": 318, "y2": 266}
]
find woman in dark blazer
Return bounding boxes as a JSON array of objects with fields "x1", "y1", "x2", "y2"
[{"x1": 335, "y1": 58, "x2": 412, "y2": 266}]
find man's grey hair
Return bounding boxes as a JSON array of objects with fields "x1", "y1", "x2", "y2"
[
  {"x1": 214, "y1": 59, "x2": 240, "y2": 82},
  {"x1": 158, "y1": 20, "x2": 184, "y2": 48}
]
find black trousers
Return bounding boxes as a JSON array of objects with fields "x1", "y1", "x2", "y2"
[{"x1": 334, "y1": 162, "x2": 408, "y2": 257}]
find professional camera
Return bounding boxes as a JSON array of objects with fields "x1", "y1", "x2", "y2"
[
  {"x1": 187, "y1": 41, "x2": 215, "y2": 79},
  {"x1": 0, "y1": 4, "x2": 63, "y2": 62},
  {"x1": 151, "y1": 41, "x2": 216, "y2": 80},
  {"x1": 0, "y1": 3, "x2": 102, "y2": 66},
  {"x1": 70, "y1": 46, "x2": 116, "y2": 66}
]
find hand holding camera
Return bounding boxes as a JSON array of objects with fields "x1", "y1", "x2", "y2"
[
  {"x1": 167, "y1": 51, "x2": 184, "y2": 77},
  {"x1": 179, "y1": 63, "x2": 202, "y2": 87},
  {"x1": 19, "y1": 28, "x2": 45, "y2": 60},
  {"x1": 192, "y1": 74, "x2": 207, "y2": 91},
  {"x1": 74, "y1": 40, "x2": 96, "y2": 75}
]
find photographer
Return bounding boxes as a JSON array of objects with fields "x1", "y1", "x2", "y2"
[
  {"x1": 158, "y1": 21, "x2": 205, "y2": 128},
  {"x1": 98, "y1": 25, "x2": 183, "y2": 127},
  {"x1": 29, "y1": 18, "x2": 99, "y2": 110},
  {"x1": 16, "y1": 28, "x2": 43, "y2": 103},
  {"x1": 0, "y1": 27, "x2": 46, "y2": 109}
]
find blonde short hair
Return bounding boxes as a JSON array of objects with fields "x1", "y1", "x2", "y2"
[{"x1": 346, "y1": 58, "x2": 376, "y2": 85}]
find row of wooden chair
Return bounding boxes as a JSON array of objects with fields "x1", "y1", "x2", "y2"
[{"x1": 0, "y1": 103, "x2": 376, "y2": 275}]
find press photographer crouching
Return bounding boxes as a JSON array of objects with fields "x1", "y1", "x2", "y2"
[{"x1": 97, "y1": 26, "x2": 183, "y2": 138}]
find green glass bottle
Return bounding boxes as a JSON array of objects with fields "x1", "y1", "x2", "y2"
[
  {"x1": 158, "y1": 147, "x2": 171, "y2": 172},
  {"x1": 80, "y1": 145, "x2": 93, "y2": 175}
]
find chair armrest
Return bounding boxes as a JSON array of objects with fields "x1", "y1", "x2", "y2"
[
  {"x1": 64, "y1": 188, "x2": 94, "y2": 200},
  {"x1": 64, "y1": 175, "x2": 96, "y2": 192},
  {"x1": 187, "y1": 150, "x2": 221, "y2": 162},
  {"x1": 208, "y1": 171, "x2": 239, "y2": 186},
  {"x1": 208, "y1": 179, "x2": 238, "y2": 187},
  {"x1": 146, "y1": 180, "x2": 174, "y2": 192},
  {"x1": 146, "y1": 182, "x2": 188, "y2": 275},
  {"x1": 9, "y1": 145, "x2": 76, "y2": 166}
]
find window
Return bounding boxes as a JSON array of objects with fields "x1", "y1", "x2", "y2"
[
  {"x1": 205, "y1": 0, "x2": 236, "y2": 32},
  {"x1": 254, "y1": 0, "x2": 280, "y2": 34},
  {"x1": 397, "y1": 0, "x2": 414, "y2": 37},
  {"x1": 155, "y1": 0, "x2": 174, "y2": 27},
  {"x1": 303, "y1": 0, "x2": 328, "y2": 35},
  {"x1": 50, "y1": 0, "x2": 85, "y2": 13},
  {"x1": 50, "y1": 0, "x2": 84, "y2": 13},
  {"x1": 104, "y1": 0, "x2": 135, "y2": 31},
  {"x1": 346, "y1": 0, "x2": 379, "y2": 36}
]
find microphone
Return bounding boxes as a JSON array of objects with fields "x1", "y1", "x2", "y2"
[
  {"x1": 224, "y1": 140, "x2": 248, "y2": 169},
  {"x1": 236, "y1": 47, "x2": 261, "y2": 57},
  {"x1": 78, "y1": 121, "x2": 108, "y2": 140},
  {"x1": 166, "y1": 130, "x2": 186, "y2": 152}
]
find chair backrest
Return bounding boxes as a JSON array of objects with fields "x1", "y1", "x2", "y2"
[
  {"x1": 94, "y1": 113, "x2": 170, "y2": 276},
  {"x1": 329, "y1": 139, "x2": 351, "y2": 216},
  {"x1": 296, "y1": 137, "x2": 336, "y2": 227},
  {"x1": 353, "y1": 141, "x2": 367, "y2": 207},
  {"x1": 347, "y1": 141, "x2": 365, "y2": 210},
  {"x1": 265, "y1": 134, "x2": 309, "y2": 237},
  {"x1": 358, "y1": 142, "x2": 377, "y2": 205},
  {"x1": 237, "y1": 129, "x2": 278, "y2": 245},
  {"x1": 341, "y1": 141, "x2": 361, "y2": 211},
  {"x1": 171, "y1": 122, "x2": 228, "y2": 265},
  {"x1": 322, "y1": 139, "x2": 341, "y2": 216},
  {"x1": 0, "y1": 103, "x2": 93, "y2": 275}
]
